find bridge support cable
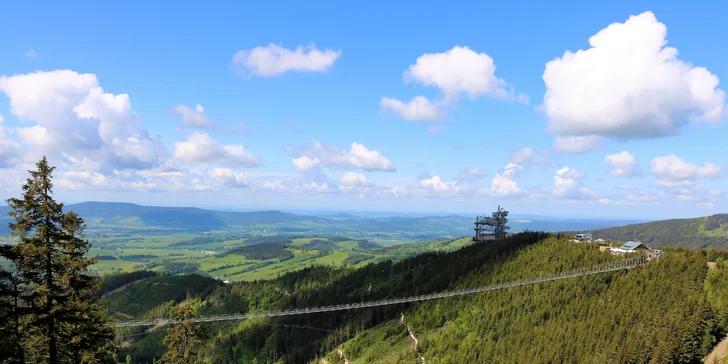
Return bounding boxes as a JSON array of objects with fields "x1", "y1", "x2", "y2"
[{"x1": 115, "y1": 256, "x2": 644, "y2": 328}]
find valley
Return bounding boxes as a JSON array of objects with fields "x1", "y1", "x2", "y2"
[{"x1": 1, "y1": 201, "x2": 646, "y2": 282}]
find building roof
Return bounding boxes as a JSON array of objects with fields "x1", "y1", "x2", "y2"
[{"x1": 621, "y1": 241, "x2": 649, "y2": 251}]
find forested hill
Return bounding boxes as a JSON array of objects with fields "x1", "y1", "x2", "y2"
[
  {"x1": 0, "y1": 201, "x2": 643, "y2": 240},
  {"x1": 112, "y1": 232, "x2": 728, "y2": 363},
  {"x1": 590, "y1": 213, "x2": 728, "y2": 249}
]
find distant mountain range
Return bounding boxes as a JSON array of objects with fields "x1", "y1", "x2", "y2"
[
  {"x1": 587, "y1": 214, "x2": 728, "y2": 249},
  {"x1": 0, "y1": 201, "x2": 646, "y2": 241}
]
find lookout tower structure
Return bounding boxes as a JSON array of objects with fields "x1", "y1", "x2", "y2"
[{"x1": 473, "y1": 205, "x2": 510, "y2": 242}]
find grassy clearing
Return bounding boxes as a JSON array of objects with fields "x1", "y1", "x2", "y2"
[
  {"x1": 233, "y1": 249, "x2": 322, "y2": 281},
  {"x1": 313, "y1": 250, "x2": 349, "y2": 267},
  {"x1": 92, "y1": 259, "x2": 141, "y2": 275},
  {"x1": 337, "y1": 320, "x2": 414, "y2": 364},
  {"x1": 448, "y1": 237, "x2": 473, "y2": 248}
]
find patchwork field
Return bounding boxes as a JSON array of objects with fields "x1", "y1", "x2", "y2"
[{"x1": 82, "y1": 235, "x2": 474, "y2": 281}]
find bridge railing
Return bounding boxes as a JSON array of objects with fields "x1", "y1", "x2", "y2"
[{"x1": 115, "y1": 256, "x2": 644, "y2": 328}]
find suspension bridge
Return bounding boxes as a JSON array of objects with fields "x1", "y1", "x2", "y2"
[{"x1": 115, "y1": 255, "x2": 645, "y2": 328}]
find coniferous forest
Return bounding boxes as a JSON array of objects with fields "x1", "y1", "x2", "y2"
[{"x1": 4, "y1": 158, "x2": 728, "y2": 363}]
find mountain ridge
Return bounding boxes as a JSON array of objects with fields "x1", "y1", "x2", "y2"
[{"x1": 588, "y1": 213, "x2": 728, "y2": 249}]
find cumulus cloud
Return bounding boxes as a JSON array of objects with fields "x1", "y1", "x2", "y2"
[
  {"x1": 649, "y1": 154, "x2": 721, "y2": 181},
  {"x1": 0, "y1": 126, "x2": 21, "y2": 168},
  {"x1": 381, "y1": 46, "x2": 526, "y2": 129},
  {"x1": 543, "y1": 11, "x2": 725, "y2": 139},
  {"x1": 510, "y1": 147, "x2": 547, "y2": 166},
  {"x1": 207, "y1": 168, "x2": 247, "y2": 188},
  {"x1": 295, "y1": 141, "x2": 396, "y2": 172},
  {"x1": 489, "y1": 163, "x2": 524, "y2": 196},
  {"x1": 0, "y1": 70, "x2": 166, "y2": 172},
  {"x1": 173, "y1": 132, "x2": 260, "y2": 167},
  {"x1": 339, "y1": 172, "x2": 372, "y2": 187},
  {"x1": 292, "y1": 156, "x2": 321, "y2": 171},
  {"x1": 553, "y1": 166, "x2": 597, "y2": 199},
  {"x1": 553, "y1": 135, "x2": 603, "y2": 154},
  {"x1": 172, "y1": 104, "x2": 213, "y2": 127},
  {"x1": 605, "y1": 151, "x2": 642, "y2": 177},
  {"x1": 654, "y1": 179, "x2": 695, "y2": 189},
  {"x1": 419, "y1": 176, "x2": 462, "y2": 191},
  {"x1": 260, "y1": 178, "x2": 331, "y2": 194},
  {"x1": 25, "y1": 49, "x2": 37, "y2": 58},
  {"x1": 404, "y1": 46, "x2": 527, "y2": 103},
  {"x1": 379, "y1": 96, "x2": 447, "y2": 122},
  {"x1": 231, "y1": 43, "x2": 341, "y2": 77},
  {"x1": 454, "y1": 167, "x2": 485, "y2": 182}
]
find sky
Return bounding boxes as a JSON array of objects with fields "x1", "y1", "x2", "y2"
[{"x1": 0, "y1": 0, "x2": 726, "y2": 220}]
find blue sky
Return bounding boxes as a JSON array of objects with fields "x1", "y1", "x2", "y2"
[{"x1": 0, "y1": 0, "x2": 726, "y2": 219}]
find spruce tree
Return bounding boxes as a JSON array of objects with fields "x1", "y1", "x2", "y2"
[
  {"x1": 159, "y1": 302, "x2": 205, "y2": 364},
  {"x1": 1, "y1": 156, "x2": 116, "y2": 363}
]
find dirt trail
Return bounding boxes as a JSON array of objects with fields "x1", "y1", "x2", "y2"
[
  {"x1": 705, "y1": 335, "x2": 728, "y2": 363},
  {"x1": 333, "y1": 348, "x2": 350, "y2": 364}
]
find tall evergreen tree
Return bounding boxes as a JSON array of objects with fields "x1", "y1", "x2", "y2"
[
  {"x1": 159, "y1": 302, "x2": 205, "y2": 364},
  {"x1": 1, "y1": 157, "x2": 116, "y2": 363}
]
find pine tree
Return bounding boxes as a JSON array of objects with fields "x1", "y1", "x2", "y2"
[
  {"x1": 1, "y1": 156, "x2": 116, "y2": 363},
  {"x1": 159, "y1": 302, "x2": 205, "y2": 364},
  {"x1": 0, "y1": 257, "x2": 26, "y2": 364}
]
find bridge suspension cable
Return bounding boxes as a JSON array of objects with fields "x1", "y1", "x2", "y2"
[{"x1": 116, "y1": 255, "x2": 645, "y2": 328}]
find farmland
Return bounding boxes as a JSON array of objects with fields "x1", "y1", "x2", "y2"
[{"x1": 84, "y1": 233, "x2": 474, "y2": 281}]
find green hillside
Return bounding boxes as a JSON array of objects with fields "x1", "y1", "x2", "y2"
[
  {"x1": 111, "y1": 232, "x2": 728, "y2": 363},
  {"x1": 590, "y1": 213, "x2": 728, "y2": 249}
]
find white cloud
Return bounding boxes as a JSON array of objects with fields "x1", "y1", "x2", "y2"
[
  {"x1": 510, "y1": 147, "x2": 547, "y2": 166},
  {"x1": 207, "y1": 168, "x2": 247, "y2": 188},
  {"x1": 654, "y1": 179, "x2": 694, "y2": 189},
  {"x1": 0, "y1": 126, "x2": 21, "y2": 168},
  {"x1": 543, "y1": 11, "x2": 725, "y2": 139},
  {"x1": 389, "y1": 186, "x2": 406, "y2": 197},
  {"x1": 259, "y1": 178, "x2": 331, "y2": 194},
  {"x1": 454, "y1": 167, "x2": 485, "y2": 182},
  {"x1": 419, "y1": 176, "x2": 461, "y2": 191},
  {"x1": 292, "y1": 156, "x2": 321, "y2": 171},
  {"x1": 231, "y1": 43, "x2": 341, "y2": 77},
  {"x1": 0, "y1": 70, "x2": 166, "y2": 172},
  {"x1": 173, "y1": 132, "x2": 260, "y2": 167},
  {"x1": 172, "y1": 104, "x2": 213, "y2": 127},
  {"x1": 381, "y1": 46, "x2": 527, "y2": 130},
  {"x1": 297, "y1": 141, "x2": 396, "y2": 172},
  {"x1": 404, "y1": 46, "x2": 527, "y2": 103},
  {"x1": 649, "y1": 154, "x2": 721, "y2": 180},
  {"x1": 598, "y1": 198, "x2": 610, "y2": 204},
  {"x1": 553, "y1": 166, "x2": 597, "y2": 199},
  {"x1": 339, "y1": 172, "x2": 372, "y2": 187},
  {"x1": 605, "y1": 151, "x2": 642, "y2": 177},
  {"x1": 490, "y1": 163, "x2": 524, "y2": 196},
  {"x1": 25, "y1": 49, "x2": 37, "y2": 58},
  {"x1": 379, "y1": 96, "x2": 447, "y2": 122},
  {"x1": 553, "y1": 135, "x2": 603, "y2": 154},
  {"x1": 302, "y1": 181, "x2": 330, "y2": 193},
  {"x1": 262, "y1": 180, "x2": 285, "y2": 192}
]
